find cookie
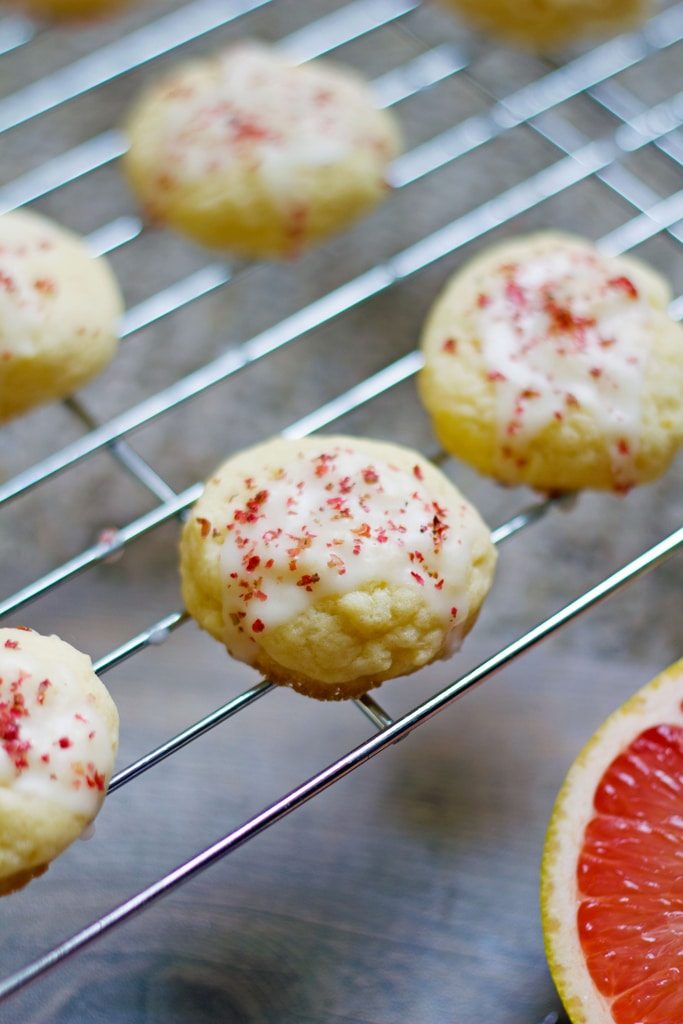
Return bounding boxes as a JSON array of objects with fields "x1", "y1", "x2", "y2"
[
  {"x1": 123, "y1": 42, "x2": 400, "y2": 257},
  {"x1": 0, "y1": 628, "x2": 119, "y2": 895},
  {"x1": 0, "y1": 210, "x2": 122, "y2": 422},
  {"x1": 10, "y1": 0, "x2": 130, "y2": 19},
  {"x1": 180, "y1": 436, "x2": 496, "y2": 700},
  {"x1": 419, "y1": 233, "x2": 683, "y2": 493},
  {"x1": 438, "y1": 0, "x2": 650, "y2": 49}
]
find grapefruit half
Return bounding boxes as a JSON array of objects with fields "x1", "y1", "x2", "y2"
[{"x1": 541, "y1": 659, "x2": 683, "y2": 1024}]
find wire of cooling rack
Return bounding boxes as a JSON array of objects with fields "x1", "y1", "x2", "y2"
[
  {"x1": 0, "y1": 14, "x2": 33, "y2": 56},
  {"x1": 1, "y1": 520, "x2": 681, "y2": 1001},
  {"x1": 1, "y1": 189, "x2": 681, "y2": 621},
  {"x1": 2, "y1": 23, "x2": 683, "y2": 504},
  {"x1": 0, "y1": 0, "x2": 682, "y2": 1005}
]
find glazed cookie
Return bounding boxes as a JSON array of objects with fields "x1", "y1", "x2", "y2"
[
  {"x1": 181, "y1": 436, "x2": 496, "y2": 701},
  {"x1": 0, "y1": 210, "x2": 122, "y2": 422},
  {"x1": 437, "y1": 0, "x2": 650, "y2": 49},
  {"x1": 419, "y1": 233, "x2": 683, "y2": 493},
  {"x1": 123, "y1": 43, "x2": 400, "y2": 257},
  {"x1": 11, "y1": 0, "x2": 131, "y2": 19},
  {"x1": 0, "y1": 628, "x2": 118, "y2": 895}
]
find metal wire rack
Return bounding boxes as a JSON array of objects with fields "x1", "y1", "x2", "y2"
[{"x1": 0, "y1": 0, "x2": 682, "y2": 1011}]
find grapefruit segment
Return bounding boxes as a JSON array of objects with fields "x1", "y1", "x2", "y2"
[{"x1": 541, "y1": 660, "x2": 683, "y2": 1024}]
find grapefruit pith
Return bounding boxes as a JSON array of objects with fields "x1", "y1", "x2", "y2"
[{"x1": 541, "y1": 659, "x2": 683, "y2": 1024}]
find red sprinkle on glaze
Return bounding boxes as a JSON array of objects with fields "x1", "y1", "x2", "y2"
[
  {"x1": 442, "y1": 338, "x2": 457, "y2": 354},
  {"x1": 11, "y1": 692, "x2": 28, "y2": 717},
  {"x1": 1, "y1": 719, "x2": 19, "y2": 742},
  {"x1": 477, "y1": 293, "x2": 490, "y2": 308},
  {"x1": 252, "y1": 619, "x2": 265, "y2": 633},
  {"x1": 544, "y1": 293, "x2": 597, "y2": 339},
  {"x1": 297, "y1": 573, "x2": 320, "y2": 589},
  {"x1": 451, "y1": 607, "x2": 458, "y2": 617},
  {"x1": 57, "y1": 737, "x2": 72, "y2": 749},
  {"x1": 246, "y1": 555, "x2": 261, "y2": 572},
  {"x1": 85, "y1": 768, "x2": 106, "y2": 792},
  {"x1": 411, "y1": 572, "x2": 425, "y2": 586},
  {"x1": 34, "y1": 278, "x2": 56, "y2": 295},
  {"x1": 504, "y1": 280, "x2": 525, "y2": 306},
  {"x1": 3, "y1": 639, "x2": 18, "y2": 649},
  {"x1": 608, "y1": 275, "x2": 638, "y2": 299},
  {"x1": 617, "y1": 438, "x2": 630, "y2": 456},
  {"x1": 487, "y1": 370, "x2": 507, "y2": 383},
  {"x1": 0, "y1": 699, "x2": 30, "y2": 770},
  {"x1": 196, "y1": 517, "x2": 212, "y2": 537},
  {"x1": 362, "y1": 468, "x2": 379, "y2": 485},
  {"x1": 231, "y1": 114, "x2": 278, "y2": 145},
  {"x1": 327, "y1": 553, "x2": 346, "y2": 575},
  {"x1": 413, "y1": 465, "x2": 424, "y2": 481}
]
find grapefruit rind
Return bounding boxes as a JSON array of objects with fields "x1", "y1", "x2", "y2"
[{"x1": 540, "y1": 658, "x2": 683, "y2": 1024}]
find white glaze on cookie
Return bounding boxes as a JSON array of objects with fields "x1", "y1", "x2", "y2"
[
  {"x1": 0, "y1": 231, "x2": 61, "y2": 360},
  {"x1": 148, "y1": 44, "x2": 391, "y2": 211},
  {"x1": 474, "y1": 246, "x2": 649, "y2": 487},
  {"x1": 216, "y1": 444, "x2": 474, "y2": 662},
  {"x1": 0, "y1": 630, "x2": 115, "y2": 816}
]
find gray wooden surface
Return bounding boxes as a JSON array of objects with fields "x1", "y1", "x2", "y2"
[{"x1": 0, "y1": 0, "x2": 681, "y2": 1021}]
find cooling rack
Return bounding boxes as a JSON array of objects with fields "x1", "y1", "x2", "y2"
[{"x1": 0, "y1": 0, "x2": 682, "y2": 1014}]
